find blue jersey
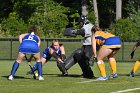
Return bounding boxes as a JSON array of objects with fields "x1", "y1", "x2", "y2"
[
  {"x1": 19, "y1": 34, "x2": 40, "y2": 54},
  {"x1": 42, "y1": 46, "x2": 61, "y2": 59}
]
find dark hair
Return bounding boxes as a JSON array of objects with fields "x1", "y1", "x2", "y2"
[{"x1": 28, "y1": 25, "x2": 38, "y2": 35}]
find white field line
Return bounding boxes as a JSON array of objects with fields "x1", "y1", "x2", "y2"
[
  {"x1": 110, "y1": 87, "x2": 140, "y2": 93},
  {"x1": 76, "y1": 79, "x2": 99, "y2": 83}
]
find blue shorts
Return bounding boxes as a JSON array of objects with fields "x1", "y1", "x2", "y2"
[
  {"x1": 19, "y1": 41, "x2": 39, "y2": 54},
  {"x1": 19, "y1": 48, "x2": 39, "y2": 54},
  {"x1": 102, "y1": 36, "x2": 122, "y2": 48}
]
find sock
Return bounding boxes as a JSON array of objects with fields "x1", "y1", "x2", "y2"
[
  {"x1": 31, "y1": 63, "x2": 37, "y2": 72},
  {"x1": 37, "y1": 62, "x2": 42, "y2": 77},
  {"x1": 97, "y1": 61, "x2": 106, "y2": 77},
  {"x1": 10, "y1": 61, "x2": 19, "y2": 76},
  {"x1": 132, "y1": 61, "x2": 140, "y2": 73},
  {"x1": 109, "y1": 59, "x2": 117, "y2": 74}
]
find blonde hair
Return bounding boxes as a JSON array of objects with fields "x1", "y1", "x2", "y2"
[{"x1": 52, "y1": 39, "x2": 59, "y2": 46}]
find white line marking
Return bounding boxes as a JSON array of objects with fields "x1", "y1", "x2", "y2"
[
  {"x1": 76, "y1": 79, "x2": 99, "y2": 83},
  {"x1": 110, "y1": 87, "x2": 140, "y2": 93}
]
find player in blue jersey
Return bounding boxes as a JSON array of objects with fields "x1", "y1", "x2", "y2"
[
  {"x1": 27, "y1": 40, "x2": 68, "y2": 76},
  {"x1": 8, "y1": 25, "x2": 44, "y2": 80}
]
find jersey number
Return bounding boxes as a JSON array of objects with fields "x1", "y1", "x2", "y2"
[{"x1": 28, "y1": 35, "x2": 34, "y2": 40}]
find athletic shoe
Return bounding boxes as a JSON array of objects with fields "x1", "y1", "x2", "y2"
[
  {"x1": 8, "y1": 75, "x2": 13, "y2": 80},
  {"x1": 110, "y1": 73, "x2": 118, "y2": 78},
  {"x1": 39, "y1": 76, "x2": 44, "y2": 80},
  {"x1": 96, "y1": 76, "x2": 108, "y2": 81},
  {"x1": 129, "y1": 72, "x2": 134, "y2": 77}
]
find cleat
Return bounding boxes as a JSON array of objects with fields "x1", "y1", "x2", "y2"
[
  {"x1": 110, "y1": 73, "x2": 118, "y2": 78},
  {"x1": 8, "y1": 75, "x2": 13, "y2": 80},
  {"x1": 129, "y1": 72, "x2": 134, "y2": 77},
  {"x1": 61, "y1": 72, "x2": 68, "y2": 76},
  {"x1": 62, "y1": 72, "x2": 68, "y2": 76},
  {"x1": 39, "y1": 76, "x2": 44, "y2": 80},
  {"x1": 96, "y1": 76, "x2": 108, "y2": 81},
  {"x1": 80, "y1": 73, "x2": 94, "y2": 79}
]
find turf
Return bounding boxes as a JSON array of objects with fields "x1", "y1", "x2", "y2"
[{"x1": 1, "y1": 60, "x2": 140, "y2": 93}]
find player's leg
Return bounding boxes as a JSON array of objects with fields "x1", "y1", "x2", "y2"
[
  {"x1": 8, "y1": 53, "x2": 24, "y2": 80},
  {"x1": 27, "y1": 57, "x2": 47, "y2": 74},
  {"x1": 33, "y1": 53, "x2": 44, "y2": 80},
  {"x1": 108, "y1": 49, "x2": 119, "y2": 78},
  {"x1": 96, "y1": 48, "x2": 112, "y2": 80},
  {"x1": 80, "y1": 46, "x2": 94, "y2": 78},
  {"x1": 74, "y1": 46, "x2": 94, "y2": 78},
  {"x1": 129, "y1": 59, "x2": 140, "y2": 77}
]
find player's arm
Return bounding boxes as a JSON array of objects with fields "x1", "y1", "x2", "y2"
[
  {"x1": 18, "y1": 34, "x2": 27, "y2": 44},
  {"x1": 37, "y1": 36, "x2": 41, "y2": 47},
  {"x1": 91, "y1": 32, "x2": 97, "y2": 58},
  {"x1": 130, "y1": 40, "x2": 140, "y2": 59},
  {"x1": 60, "y1": 44, "x2": 66, "y2": 61},
  {"x1": 49, "y1": 48, "x2": 64, "y2": 63}
]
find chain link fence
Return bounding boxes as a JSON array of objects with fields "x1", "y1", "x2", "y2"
[{"x1": 0, "y1": 38, "x2": 139, "y2": 62}]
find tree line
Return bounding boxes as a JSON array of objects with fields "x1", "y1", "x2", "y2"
[{"x1": 0, "y1": 0, "x2": 140, "y2": 40}]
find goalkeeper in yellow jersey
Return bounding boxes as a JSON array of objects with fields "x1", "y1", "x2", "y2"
[{"x1": 129, "y1": 40, "x2": 140, "y2": 77}]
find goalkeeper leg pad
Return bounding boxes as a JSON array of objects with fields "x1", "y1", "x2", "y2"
[{"x1": 65, "y1": 48, "x2": 82, "y2": 70}]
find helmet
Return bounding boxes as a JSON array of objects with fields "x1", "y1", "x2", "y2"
[
  {"x1": 78, "y1": 16, "x2": 89, "y2": 25},
  {"x1": 78, "y1": 15, "x2": 87, "y2": 23}
]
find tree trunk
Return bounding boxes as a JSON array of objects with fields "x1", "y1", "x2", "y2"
[
  {"x1": 116, "y1": 0, "x2": 122, "y2": 20},
  {"x1": 93, "y1": 0, "x2": 99, "y2": 26},
  {"x1": 81, "y1": 0, "x2": 88, "y2": 16}
]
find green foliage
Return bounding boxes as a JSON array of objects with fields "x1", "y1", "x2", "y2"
[
  {"x1": 1, "y1": 12, "x2": 28, "y2": 37},
  {"x1": 13, "y1": 0, "x2": 36, "y2": 22},
  {"x1": 69, "y1": 12, "x2": 80, "y2": 28},
  {"x1": 87, "y1": 9, "x2": 96, "y2": 24},
  {"x1": 130, "y1": 10, "x2": 140, "y2": 38},
  {"x1": 29, "y1": 0, "x2": 69, "y2": 38},
  {"x1": 1, "y1": 0, "x2": 139, "y2": 39},
  {"x1": 109, "y1": 18, "x2": 138, "y2": 40}
]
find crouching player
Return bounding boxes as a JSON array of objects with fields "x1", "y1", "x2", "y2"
[
  {"x1": 27, "y1": 40, "x2": 68, "y2": 76},
  {"x1": 8, "y1": 25, "x2": 44, "y2": 80},
  {"x1": 91, "y1": 26, "x2": 122, "y2": 80},
  {"x1": 129, "y1": 40, "x2": 140, "y2": 77}
]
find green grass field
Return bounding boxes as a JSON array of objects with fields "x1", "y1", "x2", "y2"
[{"x1": 1, "y1": 60, "x2": 140, "y2": 93}]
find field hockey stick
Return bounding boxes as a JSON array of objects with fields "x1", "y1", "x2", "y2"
[
  {"x1": 25, "y1": 55, "x2": 36, "y2": 79},
  {"x1": 130, "y1": 51, "x2": 135, "y2": 59}
]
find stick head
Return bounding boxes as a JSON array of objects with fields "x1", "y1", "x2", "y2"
[{"x1": 33, "y1": 76, "x2": 36, "y2": 79}]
